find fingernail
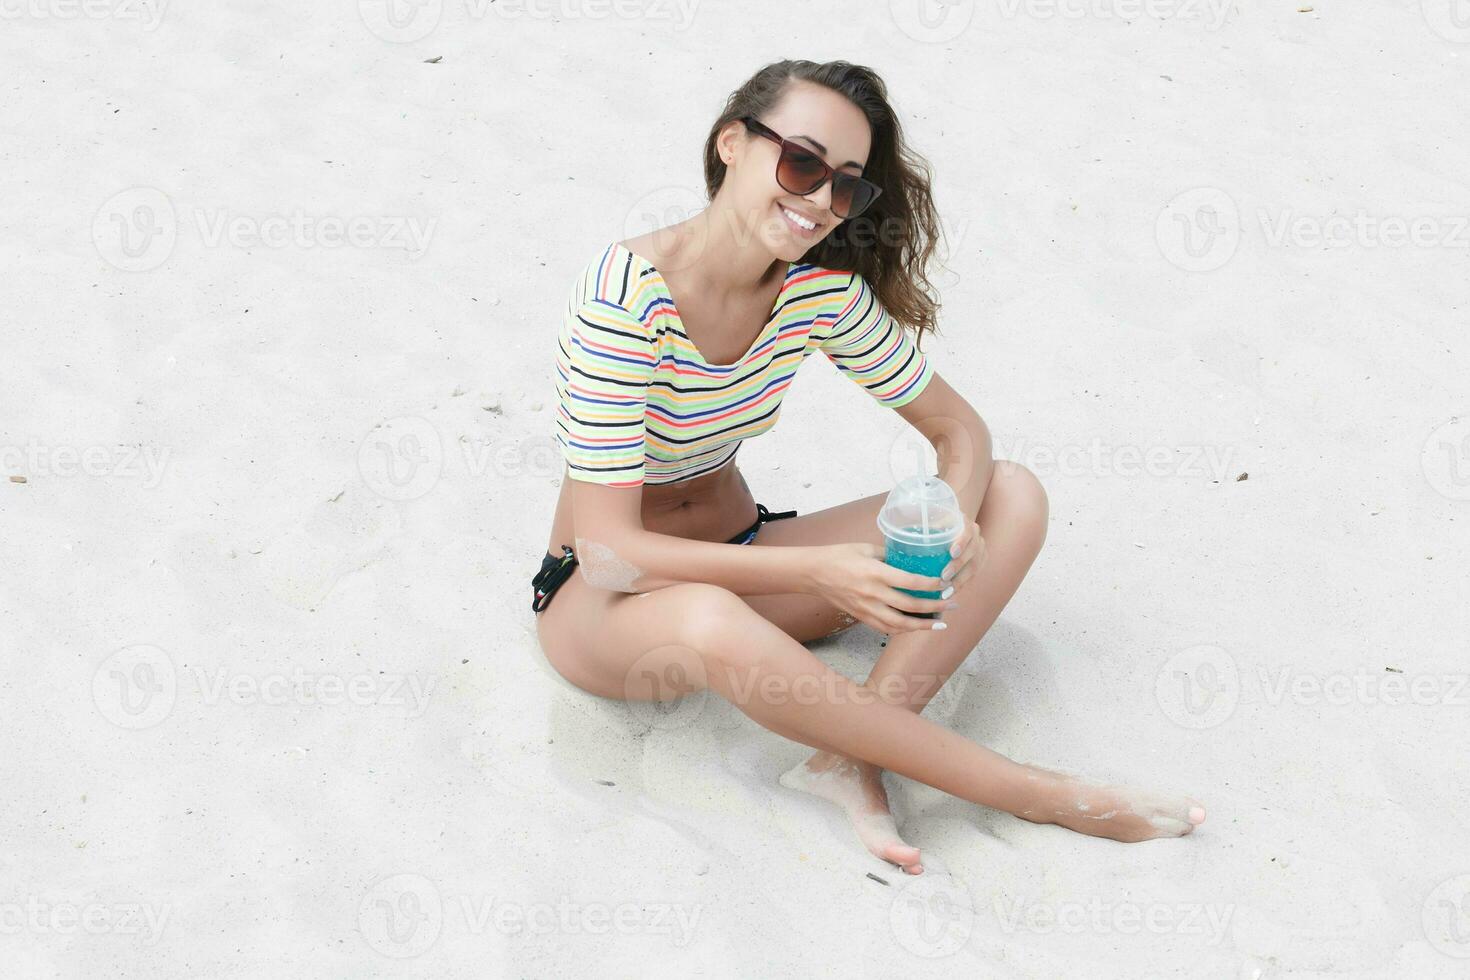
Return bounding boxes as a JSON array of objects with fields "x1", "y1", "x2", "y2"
[
  {"x1": 941, "y1": 586, "x2": 955, "y2": 599},
  {"x1": 931, "y1": 621, "x2": 947, "y2": 631}
]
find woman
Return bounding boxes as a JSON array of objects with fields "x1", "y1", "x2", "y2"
[{"x1": 533, "y1": 59, "x2": 1206, "y2": 876}]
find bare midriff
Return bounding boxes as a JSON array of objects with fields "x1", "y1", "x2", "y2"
[{"x1": 544, "y1": 457, "x2": 760, "y2": 557}]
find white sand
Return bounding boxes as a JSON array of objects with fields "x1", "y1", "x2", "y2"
[{"x1": 3, "y1": 1, "x2": 1468, "y2": 976}]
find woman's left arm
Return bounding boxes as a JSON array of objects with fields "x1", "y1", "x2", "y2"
[{"x1": 894, "y1": 370, "x2": 994, "y2": 520}]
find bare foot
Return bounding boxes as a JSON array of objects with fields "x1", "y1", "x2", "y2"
[
  {"x1": 780, "y1": 751, "x2": 924, "y2": 874},
  {"x1": 1017, "y1": 765, "x2": 1207, "y2": 843}
]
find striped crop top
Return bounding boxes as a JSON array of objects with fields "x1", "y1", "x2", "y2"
[{"x1": 553, "y1": 240, "x2": 936, "y2": 488}]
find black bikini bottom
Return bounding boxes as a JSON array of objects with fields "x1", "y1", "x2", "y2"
[{"x1": 531, "y1": 502, "x2": 798, "y2": 613}]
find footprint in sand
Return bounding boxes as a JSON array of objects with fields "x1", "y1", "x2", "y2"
[{"x1": 256, "y1": 489, "x2": 400, "y2": 610}]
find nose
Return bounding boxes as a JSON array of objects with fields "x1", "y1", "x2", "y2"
[{"x1": 800, "y1": 178, "x2": 834, "y2": 217}]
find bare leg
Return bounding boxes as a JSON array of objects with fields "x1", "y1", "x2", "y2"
[
  {"x1": 752, "y1": 463, "x2": 1206, "y2": 872},
  {"x1": 536, "y1": 569, "x2": 1206, "y2": 861},
  {"x1": 693, "y1": 587, "x2": 1204, "y2": 841}
]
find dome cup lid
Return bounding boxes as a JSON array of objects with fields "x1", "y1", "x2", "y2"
[{"x1": 875, "y1": 475, "x2": 964, "y2": 546}]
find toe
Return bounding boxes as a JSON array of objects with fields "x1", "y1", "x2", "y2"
[
  {"x1": 1188, "y1": 805, "x2": 1206, "y2": 825},
  {"x1": 881, "y1": 842, "x2": 922, "y2": 868}
]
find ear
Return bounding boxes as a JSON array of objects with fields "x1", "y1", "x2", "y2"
[{"x1": 716, "y1": 118, "x2": 747, "y2": 166}]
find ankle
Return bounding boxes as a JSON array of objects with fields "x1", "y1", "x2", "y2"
[
  {"x1": 804, "y1": 751, "x2": 883, "y2": 782},
  {"x1": 1019, "y1": 764, "x2": 1077, "y2": 812}
]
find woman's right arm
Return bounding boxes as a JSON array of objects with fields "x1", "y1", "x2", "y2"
[
  {"x1": 570, "y1": 480, "x2": 952, "y2": 633},
  {"x1": 568, "y1": 478, "x2": 808, "y2": 596}
]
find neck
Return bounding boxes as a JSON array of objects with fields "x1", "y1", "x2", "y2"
[{"x1": 675, "y1": 202, "x2": 787, "y2": 300}]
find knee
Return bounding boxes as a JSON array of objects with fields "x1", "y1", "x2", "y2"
[
  {"x1": 670, "y1": 583, "x2": 764, "y2": 660},
  {"x1": 984, "y1": 460, "x2": 1050, "y2": 549}
]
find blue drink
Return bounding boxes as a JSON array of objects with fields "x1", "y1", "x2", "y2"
[
  {"x1": 877, "y1": 475, "x2": 962, "y2": 622},
  {"x1": 885, "y1": 530, "x2": 951, "y2": 601},
  {"x1": 883, "y1": 530, "x2": 952, "y2": 620}
]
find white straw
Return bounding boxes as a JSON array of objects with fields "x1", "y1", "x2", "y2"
[{"x1": 919, "y1": 465, "x2": 929, "y2": 535}]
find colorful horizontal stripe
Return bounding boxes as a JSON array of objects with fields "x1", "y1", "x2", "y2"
[{"x1": 552, "y1": 240, "x2": 935, "y2": 487}]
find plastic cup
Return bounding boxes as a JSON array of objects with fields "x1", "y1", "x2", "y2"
[{"x1": 876, "y1": 475, "x2": 963, "y2": 620}]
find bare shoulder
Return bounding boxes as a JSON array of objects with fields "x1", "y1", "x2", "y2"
[
  {"x1": 618, "y1": 223, "x2": 709, "y2": 270},
  {"x1": 616, "y1": 231, "x2": 664, "y2": 265}
]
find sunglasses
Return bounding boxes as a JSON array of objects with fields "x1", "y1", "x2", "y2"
[{"x1": 739, "y1": 115, "x2": 882, "y2": 220}]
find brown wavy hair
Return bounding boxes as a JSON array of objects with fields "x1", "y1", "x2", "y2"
[{"x1": 703, "y1": 59, "x2": 946, "y2": 348}]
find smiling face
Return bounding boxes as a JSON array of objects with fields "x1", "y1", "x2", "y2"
[{"x1": 716, "y1": 81, "x2": 874, "y2": 261}]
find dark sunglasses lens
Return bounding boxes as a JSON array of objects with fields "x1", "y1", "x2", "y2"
[
  {"x1": 832, "y1": 176, "x2": 875, "y2": 218},
  {"x1": 777, "y1": 144, "x2": 827, "y2": 192},
  {"x1": 775, "y1": 140, "x2": 877, "y2": 217}
]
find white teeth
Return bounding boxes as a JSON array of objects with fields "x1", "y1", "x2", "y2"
[{"x1": 781, "y1": 206, "x2": 815, "y2": 231}]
